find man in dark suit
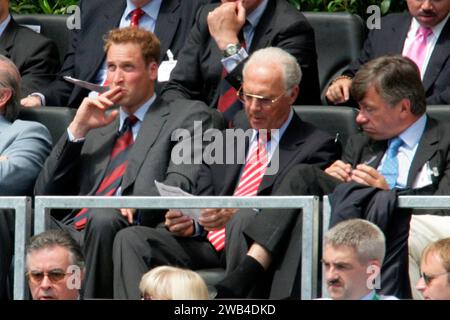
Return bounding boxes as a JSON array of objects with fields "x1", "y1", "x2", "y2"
[
  {"x1": 263, "y1": 55, "x2": 450, "y2": 299},
  {"x1": 161, "y1": 0, "x2": 321, "y2": 122},
  {"x1": 21, "y1": 0, "x2": 209, "y2": 108},
  {"x1": 0, "y1": 0, "x2": 60, "y2": 97},
  {"x1": 112, "y1": 47, "x2": 339, "y2": 299},
  {"x1": 34, "y1": 27, "x2": 215, "y2": 299},
  {"x1": 326, "y1": 0, "x2": 450, "y2": 105}
]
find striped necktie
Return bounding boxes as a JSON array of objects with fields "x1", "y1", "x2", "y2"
[
  {"x1": 73, "y1": 115, "x2": 138, "y2": 230},
  {"x1": 380, "y1": 136, "x2": 403, "y2": 190},
  {"x1": 207, "y1": 133, "x2": 269, "y2": 251}
]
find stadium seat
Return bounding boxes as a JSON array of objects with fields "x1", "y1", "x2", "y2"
[
  {"x1": 427, "y1": 105, "x2": 450, "y2": 123},
  {"x1": 294, "y1": 105, "x2": 360, "y2": 149},
  {"x1": 13, "y1": 14, "x2": 70, "y2": 64},
  {"x1": 18, "y1": 107, "x2": 76, "y2": 146},
  {"x1": 303, "y1": 12, "x2": 365, "y2": 103}
]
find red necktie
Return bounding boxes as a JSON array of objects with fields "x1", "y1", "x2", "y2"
[
  {"x1": 130, "y1": 7, "x2": 145, "y2": 27},
  {"x1": 217, "y1": 29, "x2": 247, "y2": 125},
  {"x1": 207, "y1": 134, "x2": 269, "y2": 251},
  {"x1": 73, "y1": 115, "x2": 138, "y2": 230}
]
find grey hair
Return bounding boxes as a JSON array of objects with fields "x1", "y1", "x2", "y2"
[
  {"x1": 243, "y1": 47, "x2": 302, "y2": 90},
  {"x1": 26, "y1": 230, "x2": 85, "y2": 270},
  {"x1": 324, "y1": 219, "x2": 386, "y2": 265},
  {"x1": 0, "y1": 55, "x2": 21, "y2": 121}
]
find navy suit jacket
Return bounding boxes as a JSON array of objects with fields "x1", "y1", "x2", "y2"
[
  {"x1": 344, "y1": 12, "x2": 450, "y2": 104},
  {"x1": 161, "y1": 0, "x2": 321, "y2": 108}
]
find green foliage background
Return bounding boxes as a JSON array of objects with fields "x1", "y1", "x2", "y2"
[{"x1": 10, "y1": 0, "x2": 407, "y2": 17}]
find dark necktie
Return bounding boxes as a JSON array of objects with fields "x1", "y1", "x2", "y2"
[
  {"x1": 73, "y1": 115, "x2": 139, "y2": 230},
  {"x1": 207, "y1": 133, "x2": 269, "y2": 251},
  {"x1": 130, "y1": 7, "x2": 145, "y2": 27},
  {"x1": 217, "y1": 27, "x2": 247, "y2": 125}
]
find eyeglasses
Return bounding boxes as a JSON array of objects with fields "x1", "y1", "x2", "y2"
[
  {"x1": 26, "y1": 269, "x2": 70, "y2": 284},
  {"x1": 237, "y1": 87, "x2": 286, "y2": 108},
  {"x1": 420, "y1": 271, "x2": 450, "y2": 286}
]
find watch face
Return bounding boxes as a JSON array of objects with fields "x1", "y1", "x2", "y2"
[{"x1": 225, "y1": 43, "x2": 240, "y2": 57}]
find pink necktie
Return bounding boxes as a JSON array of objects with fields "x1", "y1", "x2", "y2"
[
  {"x1": 207, "y1": 135, "x2": 269, "y2": 251},
  {"x1": 405, "y1": 26, "x2": 432, "y2": 74}
]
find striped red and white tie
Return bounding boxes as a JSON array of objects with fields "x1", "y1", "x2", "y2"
[
  {"x1": 207, "y1": 136, "x2": 269, "y2": 251},
  {"x1": 73, "y1": 115, "x2": 138, "y2": 230}
]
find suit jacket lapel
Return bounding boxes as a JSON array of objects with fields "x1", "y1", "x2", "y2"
[
  {"x1": 89, "y1": 120, "x2": 119, "y2": 194},
  {"x1": 154, "y1": 0, "x2": 181, "y2": 61},
  {"x1": 390, "y1": 13, "x2": 411, "y2": 54},
  {"x1": 0, "y1": 19, "x2": 18, "y2": 54},
  {"x1": 121, "y1": 97, "x2": 169, "y2": 190},
  {"x1": 423, "y1": 18, "x2": 450, "y2": 92},
  {"x1": 258, "y1": 113, "x2": 306, "y2": 193},
  {"x1": 359, "y1": 139, "x2": 387, "y2": 169},
  {"x1": 248, "y1": 0, "x2": 276, "y2": 53},
  {"x1": 406, "y1": 117, "x2": 439, "y2": 186}
]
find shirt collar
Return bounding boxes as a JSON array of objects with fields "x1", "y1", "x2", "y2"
[
  {"x1": 397, "y1": 113, "x2": 427, "y2": 149},
  {"x1": 119, "y1": 94, "x2": 156, "y2": 129},
  {"x1": 246, "y1": 0, "x2": 268, "y2": 29},
  {"x1": 0, "y1": 14, "x2": 11, "y2": 37},
  {"x1": 249, "y1": 108, "x2": 294, "y2": 144},
  {"x1": 360, "y1": 291, "x2": 378, "y2": 300},
  {"x1": 125, "y1": 0, "x2": 162, "y2": 23},
  {"x1": 411, "y1": 12, "x2": 450, "y2": 39}
]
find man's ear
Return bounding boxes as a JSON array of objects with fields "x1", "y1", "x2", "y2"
[
  {"x1": 0, "y1": 88, "x2": 12, "y2": 111},
  {"x1": 399, "y1": 98, "x2": 411, "y2": 117},
  {"x1": 148, "y1": 61, "x2": 158, "y2": 81},
  {"x1": 288, "y1": 85, "x2": 299, "y2": 105}
]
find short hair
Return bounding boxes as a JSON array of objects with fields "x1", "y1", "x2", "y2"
[
  {"x1": 139, "y1": 266, "x2": 209, "y2": 300},
  {"x1": 421, "y1": 237, "x2": 450, "y2": 283},
  {"x1": 26, "y1": 230, "x2": 85, "y2": 270},
  {"x1": 351, "y1": 55, "x2": 426, "y2": 115},
  {"x1": 243, "y1": 47, "x2": 302, "y2": 90},
  {"x1": 0, "y1": 55, "x2": 21, "y2": 121},
  {"x1": 104, "y1": 27, "x2": 161, "y2": 65},
  {"x1": 324, "y1": 219, "x2": 386, "y2": 265}
]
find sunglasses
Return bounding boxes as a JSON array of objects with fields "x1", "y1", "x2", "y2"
[
  {"x1": 26, "y1": 269, "x2": 70, "y2": 284},
  {"x1": 420, "y1": 271, "x2": 450, "y2": 286}
]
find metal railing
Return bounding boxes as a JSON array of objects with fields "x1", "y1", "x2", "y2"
[
  {"x1": 34, "y1": 195, "x2": 320, "y2": 299},
  {"x1": 0, "y1": 197, "x2": 32, "y2": 300}
]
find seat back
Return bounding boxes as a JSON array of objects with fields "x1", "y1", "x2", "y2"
[
  {"x1": 18, "y1": 107, "x2": 76, "y2": 146},
  {"x1": 303, "y1": 12, "x2": 365, "y2": 102},
  {"x1": 294, "y1": 105, "x2": 360, "y2": 149},
  {"x1": 427, "y1": 105, "x2": 450, "y2": 123},
  {"x1": 13, "y1": 14, "x2": 70, "y2": 64}
]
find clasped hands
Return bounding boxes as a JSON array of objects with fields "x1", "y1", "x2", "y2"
[
  {"x1": 325, "y1": 160, "x2": 389, "y2": 190},
  {"x1": 165, "y1": 208, "x2": 238, "y2": 237}
]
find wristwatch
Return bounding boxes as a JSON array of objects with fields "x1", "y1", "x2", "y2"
[{"x1": 223, "y1": 43, "x2": 242, "y2": 57}]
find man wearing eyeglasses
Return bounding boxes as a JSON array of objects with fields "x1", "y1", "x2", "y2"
[
  {"x1": 26, "y1": 230, "x2": 85, "y2": 300},
  {"x1": 112, "y1": 47, "x2": 339, "y2": 299},
  {"x1": 416, "y1": 237, "x2": 450, "y2": 300}
]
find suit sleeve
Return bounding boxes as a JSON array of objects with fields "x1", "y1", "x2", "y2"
[
  {"x1": 34, "y1": 132, "x2": 84, "y2": 196},
  {"x1": 0, "y1": 122, "x2": 52, "y2": 195}
]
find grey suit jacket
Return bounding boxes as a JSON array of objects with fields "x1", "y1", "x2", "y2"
[
  {"x1": 34, "y1": 97, "x2": 214, "y2": 226},
  {"x1": 161, "y1": 0, "x2": 321, "y2": 108},
  {"x1": 344, "y1": 12, "x2": 450, "y2": 104},
  {"x1": 43, "y1": 0, "x2": 210, "y2": 108},
  {"x1": 0, "y1": 117, "x2": 52, "y2": 195},
  {"x1": 0, "y1": 18, "x2": 60, "y2": 97}
]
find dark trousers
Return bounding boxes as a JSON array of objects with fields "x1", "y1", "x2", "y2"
[
  {"x1": 0, "y1": 210, "x2": 14, "y2": 300},
  {"x1": 51, "y1": 208, "x2": 129, "y2": 299}
]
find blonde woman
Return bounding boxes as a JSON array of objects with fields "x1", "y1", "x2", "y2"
[{"x1": 140, "y1": 266, "x2": 209, "y2": 300}]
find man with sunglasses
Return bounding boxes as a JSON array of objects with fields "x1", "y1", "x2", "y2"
[
  {"x1": 416, "y1": 237, "x2": 450, "y2": 300},
  {"x1": 26, "y1": 230, "x2": 85, "y2": 300},
  {"x1": 113, "y1": 47, "x2": 339, "y2": 299}
]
